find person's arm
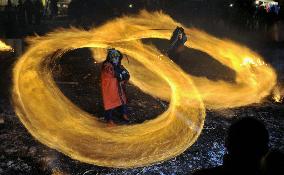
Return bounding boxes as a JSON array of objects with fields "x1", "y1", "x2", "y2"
[
  {"x1": 113, "y1": 65, "x2": 121, "y2": 81},
  {"x1": 121, "y1": 66, "x2": 130, "y2": 81},
  {"x1": 114, "y1": 65, "x2": 130, "y2": 81},
  {"x1": 168, "y1": 35, "x2": 179, "y2": 51}
]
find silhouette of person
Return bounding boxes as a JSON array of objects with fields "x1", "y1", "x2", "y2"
[
  {"x1": 192, "y1": 117, "x2": 269, "y2": 175},
  {"x1": 4, "y1": 0, "x2": 15, "y2": 38},
  {"x1": 4, "y1": 0, "x2": 13, "y2": 13},
  {"x1": 24, "y1": 0, "x2": 34, "y2": 25},
  {"x1": 261, "y1": 149, "x2": 284, "y2": 175},
  {"x1": 17, "y1": 0, "x2": 26, "y2": 26},
  {"x1": 167, "y1": 26, "x2": 187, "y2": 63},
  {"x1": 34, "y1": 0, "x2": 44, "y2": 25},
  {"x1": 50, "y1": 0, "x2": 58, "y2": 19}
]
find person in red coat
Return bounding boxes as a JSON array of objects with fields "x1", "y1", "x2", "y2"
[{"x1": 101, "y1": 48, "x2": 130, "y2": 126}]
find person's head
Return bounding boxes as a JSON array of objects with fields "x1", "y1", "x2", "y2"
[
  {"x1": 106, "y1": 48, "x2": 123, "y2": 66},
  {"x1": 178, "y1": 32, "x2": 183, "y2": 39},
  {"x1": 177, "y1": 27, "x2": 184, "y2": 39},
  {"x1": 225, "y1": 117, "x2": 269, "y2": 161},
  {"x1": 262, "y1": 150, "x2": 284, "y2": 175}
]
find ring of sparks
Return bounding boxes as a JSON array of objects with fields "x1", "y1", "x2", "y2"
[{"x1": 11, "y1": 11, "x2": 276, "y2": 168}]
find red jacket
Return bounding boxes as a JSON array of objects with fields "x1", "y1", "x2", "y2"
[{"x1": 101, "y1": 62, "x2": 127, "y2": 110}]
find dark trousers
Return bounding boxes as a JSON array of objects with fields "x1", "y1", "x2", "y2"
[
  {"x1": 168, "y1": 49, "x2": 181, "y2": 63},
  {"x1": 105, "y1": 105, "x2": 127, "y2": 121}
]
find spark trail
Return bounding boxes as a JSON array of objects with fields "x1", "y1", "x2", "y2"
[
  {"x1": 0, "y1": 40, "x2": 13, "y2": 52},
  {"x1": 12, "y1": 11, "x2": 276, "y2": 168}
]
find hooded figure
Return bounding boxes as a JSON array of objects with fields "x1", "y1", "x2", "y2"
[{"x1": 101, "y1": 48, "x2": 130, "y2": 126}]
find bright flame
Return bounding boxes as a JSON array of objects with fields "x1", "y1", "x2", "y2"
[
  {"x1": 241, "y1": 57, "x2": 266, "y2": 67},
  {"x1": 272, "y1": 86, "x2": 283, "y2": 103},
  {"x1": 242, "y1": 57, "x2": 255, "y2": 65},
  {"x1": 52, "y1": 170, "x2": 66, "y2": 175},
  {"x1": 12, "y1": 11, "x2": 276, "y2": 168},
  {"x1": 0, "y1": 40, "x2": 13, "y2": 52}
]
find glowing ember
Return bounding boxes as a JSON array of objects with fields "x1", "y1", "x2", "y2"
[
  {"x1": 12, "y1": 11, "x2": 276, "y2": 168},
  {"x1": 52, "y1": 169, "x2": 66, "y2": 175},
  {"x1": 0, "y1": 40, "x2": 13, "y2": 52}
]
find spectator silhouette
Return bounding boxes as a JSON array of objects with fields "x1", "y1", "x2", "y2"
[
  {"x1": 50, "y1": 0, "x2": 58, "y2": 19},
  {"x1": 4, "y1": 0, "x2": 15, "y2": 38},
  {"x1": 193, "y1": 117, "x2": 269, "y2": 175},
  {"x1": 34, "y1": 0, "x2": 44, "y2": 25},
  {"x1": 261, "y1": 149, "x2": 284, "y2": 175},
  {"x1": 4, "y1": 0, "x2": 13, "y2": 12},
  {"x1": 24, "y1": 0, "x2": 34, "y2": 25},
  {"x1": 17, "y1": 0, "x2": 25, "y2": 26}
]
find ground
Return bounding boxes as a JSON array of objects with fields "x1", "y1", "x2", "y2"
[{"x1": 0, "y1": 96, "x2": 283, "y2": 175}]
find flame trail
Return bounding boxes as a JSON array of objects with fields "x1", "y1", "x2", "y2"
[
  {"x1": 272, "y1": 85, "x2": 283, "y2": 103},
  {"x1": 0, "y1": 40, "x2": 13, "y2": 52},
  {"x1": 12, "y1": 11, "x2": 276, "y2": 168}
]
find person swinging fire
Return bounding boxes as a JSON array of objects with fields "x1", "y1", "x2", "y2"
[
  {"x1": 167, "y1": 26, "x2": 187, "y2": 63},
  {"x1": 101, "y1": 48, "x2": 130, "y2": 126}
]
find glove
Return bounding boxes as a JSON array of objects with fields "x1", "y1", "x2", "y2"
[{"x1": 114, "y1": 65, "x2": 130, "y2": 81}]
